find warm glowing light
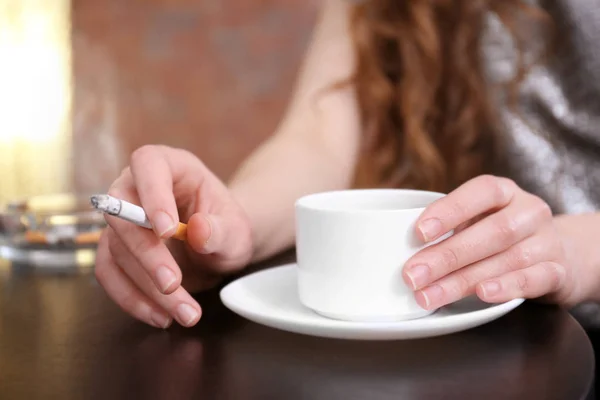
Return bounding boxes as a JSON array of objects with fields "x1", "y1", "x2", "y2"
[{"x1": 0, "y1": 0, "x2": 72, "y2": 203}]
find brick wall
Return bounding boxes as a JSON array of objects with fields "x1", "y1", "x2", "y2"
[{"x1": 72, "y1": 0, "x2": 317, "y2": 193}]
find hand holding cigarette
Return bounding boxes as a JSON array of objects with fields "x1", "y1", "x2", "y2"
[
  {"x1": 92, "y1": 145, "x2": 253, "y2": 330},
  {"x1": 90, "y1": 194, "x2": 188, "y2": 241}
]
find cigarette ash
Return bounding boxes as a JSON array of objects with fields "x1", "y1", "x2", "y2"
[{"x1": 90, "y1": 194, "x2": 121, "y2": 215}]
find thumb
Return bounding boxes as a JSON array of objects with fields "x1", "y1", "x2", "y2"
[
  {"x1": 186, "y1": 212, "x2": 253, "y2": 266},
  {"x1": 186, "y1": 213, "x2": 214, "y2": 255}
]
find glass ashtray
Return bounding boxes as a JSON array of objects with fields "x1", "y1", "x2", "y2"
[{"x1": 0, "y1": 193, "x2": 105, "y2": 268}]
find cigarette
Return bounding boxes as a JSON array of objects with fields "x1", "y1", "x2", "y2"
[
  {"x1": 90, "y1": 194, "x2": 187, "y2": 241},
  {"x1": 74, "y1": 230, "x2": 104, "y2": 244},
  {"x1": 25, "y1": 229, "x2": 103, "y2": 245}
]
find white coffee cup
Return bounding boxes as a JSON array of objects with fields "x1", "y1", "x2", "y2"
[{"x1": 295, "y1": 189, "x2": 447, "y2": 322}]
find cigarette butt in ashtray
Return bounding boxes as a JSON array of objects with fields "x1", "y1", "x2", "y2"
[
  {"x1": 24, "y1": 230, "x2": 49, "y2": 244},
  {"x1": 24, "y1": 229, "x2": 103, "y2": 245},
  {"x1": 75, "y1": 230, "x2": 104, "y2": 244},
  {"x1": 89, "y1": 194, "x2": 188, "y2": 241}
]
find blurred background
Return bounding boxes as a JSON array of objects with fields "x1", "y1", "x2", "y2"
[{"x1": 0, "y1": 0, "x2": 318, "y2": 203}]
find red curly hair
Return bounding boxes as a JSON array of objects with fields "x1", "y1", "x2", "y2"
[{"x1": 348, "y1": 0, "x2": 553, "y2": 192}]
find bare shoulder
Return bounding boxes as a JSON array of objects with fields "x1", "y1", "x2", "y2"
[
  {"x1": 277, "y1": 0, "x2": 361, "y2": 162},
  {"x1": 295, "y1": 0, "x2": 355, "y2": 100}
]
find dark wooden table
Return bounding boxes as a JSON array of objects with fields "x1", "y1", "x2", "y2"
[{"x1": 0, "y1": 253, "x2": 595, "y2": 400}]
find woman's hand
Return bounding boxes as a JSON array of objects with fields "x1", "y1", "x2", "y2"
[
  {"x1": 94, "y1": 145, "x2": 253, "y2": 329},
  {"x1": 402, "y1": 175, "x2": 581, "y2": 310}
]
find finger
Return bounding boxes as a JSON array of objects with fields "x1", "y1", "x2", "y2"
[
  {"x1": 453, "y1": 210, "x2": 493, "y2": 234},
  {"x1": 95, "y1": 229, "x2": 173, "y2": 329},
  {"x1": 107, "y1": 172, "x2": 183, "y2": 294},
  {"x1": 129, "y1": 145, "x2": 203, "y2": 237},
  {"x1": 476, "y1": 261, "x2": 567, "y2": 303},
  {"x1": 185, "y1": 212, "x2": 253, "y2": 269},
  {"x1": 129, "y1": 145, "x2": 180, "y2": 237},
  {"x1": 109, "y1": 231, "x2": 202, "y2": 327},
  {"x1": 413, "y1": 232, "x2": 554, "y2": 309},
  {"x1": 404, "y1": 194, "x2": 552, "y2": 290},
  {"x1": 416, "y1": 175, "x2": 519, "y2": 242},
  {"x1": 185, "y1": 213, "x2": 212, "y2": 254}
]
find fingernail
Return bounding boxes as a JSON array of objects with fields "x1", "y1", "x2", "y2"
[
  {"x1": 418, "y1": 218, "x2": 442, "y2": 242},
  {"x1": 481, "y1": 281, "x2": 501, "y2": 298},
  {"x1": 156, "y1": 266, "x2": 177, "y2": 293},
  {"x1": 154, "y1": 211, "x2": 176, "y2": 237},
  {"x1": 150, "y1": 312, "x2": 172, "y2": 329},
  {"x1": 404, "y1": 264, "x2": 430, "y2": 289},
  {"x1": 198, "y1": 215, "x2": 213, "y2": 254},
  {"x1": 416, "y1": 285, "x2": 444, "y2": 310},
  {"x1": 177, "y1": 304, "x2": 200, "y2": 327}
]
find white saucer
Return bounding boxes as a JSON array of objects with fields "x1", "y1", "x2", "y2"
[{"x1": 220, "y1": 264, "x2": 525, "y2": 340}]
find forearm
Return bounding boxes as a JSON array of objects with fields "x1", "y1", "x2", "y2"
[
  {"x1": 225, "y1": 0, "x2": 358, "y2": 263},
  {"x1": 554, "y1": 213, "x2": 600, "y2": 303},
  {"x1": 228, "y1": 131, "x2": 356, "y2": 263}
]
